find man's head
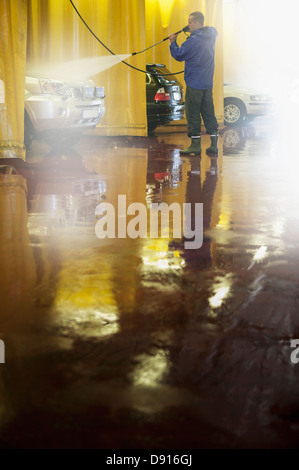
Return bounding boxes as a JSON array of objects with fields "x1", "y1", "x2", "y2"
[{"x1": 188, "y1": 11, "x2": 205, "y2": 32}]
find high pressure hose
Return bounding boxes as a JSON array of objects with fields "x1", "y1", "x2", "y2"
[{"x1": 69, "y1": 0, "x2": 186, "y2": 76}]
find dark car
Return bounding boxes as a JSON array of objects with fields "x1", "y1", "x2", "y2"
[{"x1": 146, "y1": 63, "x2": 185, "y2": 134}]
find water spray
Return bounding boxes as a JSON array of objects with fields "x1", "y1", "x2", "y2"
[{"x1": 27, "y1": 55, "x2": 133, "y2": 81}]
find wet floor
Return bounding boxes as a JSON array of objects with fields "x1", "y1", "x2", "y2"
[{"x1": 1, "y1": 118, "x2": 299, "y2": 448}]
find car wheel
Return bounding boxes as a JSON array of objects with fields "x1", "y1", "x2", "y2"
[{"x1": 224, "y1": 98, "x2": 246, "y2": 126}]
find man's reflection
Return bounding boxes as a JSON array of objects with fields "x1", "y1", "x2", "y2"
[
  {"x1": 146, "y1": 149, "x2": 219, "y2": 270},
  {"x1": 181, "y1": 157, "x2": 218, "y2": 268}
]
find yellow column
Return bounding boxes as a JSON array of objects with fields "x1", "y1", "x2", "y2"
[
  {"x1": 97, "y1": 0, "x2": 147, "y2": 136},
  {"x1": 0, "y1": 170, "x2": 36, "y2": 321},
  {"x1": 206, "y1": 0, "x2": 223, "y2": 123},
  {"x1": 0, "y1": 0, "x2": 27, "y2": 160}
]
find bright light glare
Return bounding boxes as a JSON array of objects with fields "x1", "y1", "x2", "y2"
[
  {"x1": 132, "y1": 350, "x2": 168, "y2": 386},
  {"x1": 224, "y1": 0, "x2": 299, "y2": 107},
  {"x1": 224, "y1": 0, "x2": 299, "y2": 160},
  {"x1": 248, "y1": 246, "x2": 268, "y2": 270},
  {"x1": 209, "y1": 286, "x2": 230, "y2": 308},
  {"x1": 142, "y1": 255, "x2": 183, "y2": 270},
  {"x1": 253, "y1": 246, "x2": 268, "y2": 262}
]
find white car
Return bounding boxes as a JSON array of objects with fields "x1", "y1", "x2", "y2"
[
  {"x1": 25, "y1": 75, "x2": 105, "y2": 149},
  {"x1": 223, "y1": 84, "x2": 273, "y2": 126}
]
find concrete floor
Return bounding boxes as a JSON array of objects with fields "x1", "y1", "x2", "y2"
[{"x1": 1, "y1": 117, "x2": 299, "y2": 449}]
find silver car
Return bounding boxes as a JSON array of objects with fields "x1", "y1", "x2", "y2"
[
  {"x1": 25, "y1": 75, "x2": 105, "y2": 149},
  {"x1": 224, "y1": 84, "x2": 273, "y2": 126}
]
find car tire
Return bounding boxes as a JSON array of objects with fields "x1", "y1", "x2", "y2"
[{"x1": 224, "y1": 98, "x2": 246, "y2": 126}]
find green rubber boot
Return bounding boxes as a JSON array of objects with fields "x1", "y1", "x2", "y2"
[
  {"x1": 206, "y1": 134, "x2": 218, "y2": 155},
  {"x1": 180, "y1": 137, "x2": 201, "y2": 155}
]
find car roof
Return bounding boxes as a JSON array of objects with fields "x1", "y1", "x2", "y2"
[{"x1": 146, "y1": 63, "x2": 166, "y2": 68}]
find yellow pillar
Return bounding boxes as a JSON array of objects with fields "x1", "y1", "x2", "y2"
[
  {"x1": 0, "y1": 0, "x2": 27, "y2": 160},
  {"x1": 0, "y1": 170, "x2": 36, "y2": 321}
]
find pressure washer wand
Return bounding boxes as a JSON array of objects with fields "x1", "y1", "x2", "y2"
[
  {"x1": 132, "y1": 38, "x2": 168, "y2": 56},
  {"x1": 132, "y1": 25, "x2": 189, "y2": 56}
]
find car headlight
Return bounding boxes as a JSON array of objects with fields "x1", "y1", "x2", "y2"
[
  {"x1": 39, "y1": 79, "x2": 71, "y2": 97},
  {"x1": 83, "y1": 87, "x2": 95, "y2": 99},
  {"x1": 250, "y1": 95, "x2": 271, "y2": 102},
  {"x1": 95, "y1": 87, "x2": 105, "y2": 98}
]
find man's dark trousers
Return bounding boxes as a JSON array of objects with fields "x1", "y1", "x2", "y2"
[{"x1": 185, "y1": 86, "x2": 218, "y2": 137}]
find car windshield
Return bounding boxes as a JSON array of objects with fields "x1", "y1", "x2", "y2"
[{"x1": 151, "y1": 66, "x2": 177, "y2": 84}]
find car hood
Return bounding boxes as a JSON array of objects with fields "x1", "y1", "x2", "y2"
[{"x1": 26, "y1": 73, "x2": 94, "y2": 87}]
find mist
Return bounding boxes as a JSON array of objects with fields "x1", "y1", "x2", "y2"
[
  {"x1": 26, "y1": 54, "x2": 132, "y2": 81},
  {"x1": 223, "y1": 0, "x2": 299, "y2": 142},
  {"x1": 223, "y1": 0, "x2": 299, "y2": 96}
]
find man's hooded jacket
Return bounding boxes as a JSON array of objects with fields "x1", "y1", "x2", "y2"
[{"x1": 170, "y1": 26, "x2": 218, "y2": 90}]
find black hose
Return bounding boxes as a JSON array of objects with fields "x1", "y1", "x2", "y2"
[{"x1": 69, "y1": 0, "x2": 184, "y2": 76}]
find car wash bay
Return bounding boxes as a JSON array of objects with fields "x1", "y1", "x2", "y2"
[{"x1": 1, "y1": 0, "x2": 299, "y2": 450}]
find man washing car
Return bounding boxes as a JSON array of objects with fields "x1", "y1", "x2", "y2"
[{"x1": 169, "y1": 11, "x2": 219, "y2": 156}]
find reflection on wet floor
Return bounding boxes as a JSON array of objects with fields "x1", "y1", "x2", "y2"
[{"x1": 1, "y1": 118, "x2": 299, "y2": 448}]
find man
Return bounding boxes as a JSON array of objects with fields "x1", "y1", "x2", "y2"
[{"x1": 169, "y1": 11, "x2": 219, "y2": 156}]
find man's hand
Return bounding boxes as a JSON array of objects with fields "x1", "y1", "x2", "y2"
[{"x1": 168, "y1": 33, "x2": 177, "y2": 43}]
